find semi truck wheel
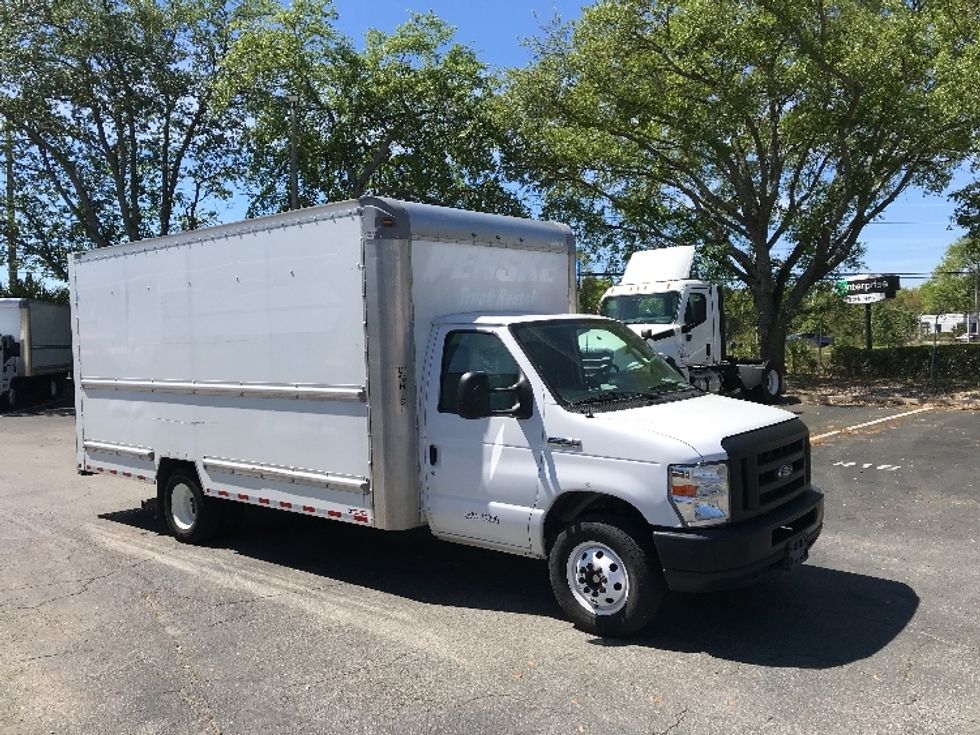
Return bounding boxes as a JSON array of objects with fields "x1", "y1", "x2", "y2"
[
  {"x1": 548, "y1": 514, "x2": 665, "y2": 637},
  {"x1": 163, "y1": 471, "x2": 221, "y2": 544},
  {"x1": 754, "y1": 366, "x2": 784, "y2": 404}
]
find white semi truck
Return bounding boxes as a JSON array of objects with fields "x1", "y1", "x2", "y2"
[
  {"x1": 71, "y1": 198, "x2": 823, "y2": 636},
  {"x1": 0, "y1": 298, "x2": 73, "y2": 409},
  {"x1": 599, "y1": 246, "x2": 784, "y2": 402}
]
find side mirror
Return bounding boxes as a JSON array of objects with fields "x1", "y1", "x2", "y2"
[
  {"x1": 643, "y1": 327, "x2": 675, "y2": 341},
  {"x1": 457, "y1": 371, "x2": 491, "y2": 419},
  {"x1": 457, "y1": 371, "x2": 534, "y2": 421}
]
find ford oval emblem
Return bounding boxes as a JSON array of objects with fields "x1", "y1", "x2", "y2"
[{"x1": 776, "y1": 463, "x2": 793, "y2": 480}]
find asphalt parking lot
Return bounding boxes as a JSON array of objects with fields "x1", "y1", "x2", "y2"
[{"x1": 1, "y1": 399, "x2": 978, "y2": 735}]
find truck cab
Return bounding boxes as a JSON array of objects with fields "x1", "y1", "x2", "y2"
[
  {"x1": 421, "y1": 312, "x2": 822, "y2": 634},
  {"x1": 599, "y1": 247, "x2": 783, "y2": 402},
  {"x1": 599, "y1": 279, "x2": 722, "y2": 372}
]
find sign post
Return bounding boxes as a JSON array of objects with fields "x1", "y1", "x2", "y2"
[{"x1": 835, "y1": 275, "x2": 901, "y2": 349}]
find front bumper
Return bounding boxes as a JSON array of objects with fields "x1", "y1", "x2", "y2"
[{"x1": 652, "y1": 487, "x2": 824, "y2": 593}]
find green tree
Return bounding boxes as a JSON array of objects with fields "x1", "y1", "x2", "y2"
[
  {"x1": 578, "y1": 274, "x2": 612, "y2": 313},
  {"x1": 224, "y1": 3, "x2": 524, "y2": 216},
  {"x1": 502, "y1": 0, "x2": 980, "y2": 370},
  {"x1": 919, "y1": 237, "x2": 980, "y2": 315},
  {"x1": 0, "y1": 0, "x2": 264, "y2": 275}
]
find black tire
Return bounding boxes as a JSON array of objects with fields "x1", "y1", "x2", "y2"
[
  {"x1": 162, "y1": 470, "x2": 221, "y2": 544},
  {"x1": 548, "y1": 514, "x2": 665, "y2": 637},
  {"x1": 753, "y1": 365, "x2": 784, "y2": 404}
]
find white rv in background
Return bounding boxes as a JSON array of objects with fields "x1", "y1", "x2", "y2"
[
  {"x1": 70, "y1": 198, "x2": 822, "y2": 636},
  {"x1": 0, "y1": 298, "x2": 73, "y2": 409}
]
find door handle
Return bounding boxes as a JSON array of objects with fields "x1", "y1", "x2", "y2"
[{"x1": 429, "y1": 444, "x2": 438, "y2": 465}]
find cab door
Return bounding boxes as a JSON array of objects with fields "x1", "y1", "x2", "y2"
[
  {"x1": 420, "y1": 326, "x2": 543, "y2": 551},
  {"x1": 679, "y1": 287, "x2": 714, "y2": 365}
]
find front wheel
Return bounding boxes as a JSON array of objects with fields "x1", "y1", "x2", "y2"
[{"x1": 548, "y1": 514, "x2": 665, "y2": 637}]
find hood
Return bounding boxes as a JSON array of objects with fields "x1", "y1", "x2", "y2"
[{"x1": 587, "y1": 393, "x2": 797, "y2": 460}]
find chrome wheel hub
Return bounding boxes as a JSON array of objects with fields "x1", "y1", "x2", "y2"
[
  {"x1": 170, "y1": 482, "x2": 197, "y2": 531},
  {"x1": 566, "y1": 541, "x2": 630, "y2": 616}
]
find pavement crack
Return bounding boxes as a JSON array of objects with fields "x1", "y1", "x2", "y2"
[
  {"x1": 4, "y1": 559, "x2": 150, "y2": 612},
  {"x1": 654, "y1": 708, "x2": 689, "y2": 735}
]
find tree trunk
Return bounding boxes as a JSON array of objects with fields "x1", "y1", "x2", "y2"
[{"x1": 754, "y1": 291, "x2": 788, "y2": 373}]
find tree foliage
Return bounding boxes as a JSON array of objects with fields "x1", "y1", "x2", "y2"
[
  {"x1": 919, "y1": 237, "x2": 980, "y2": 314},
  {"x1": 502, "y1": 0, "x2": 980, "y2": 368},
  {"x1": 224, "y1": 1, "x2": 525, "y2": 216},
  {"x1": 0, "y1": 0, "x2": 264, "y2": 278}
]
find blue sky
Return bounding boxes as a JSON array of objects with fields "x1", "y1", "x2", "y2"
[{"x1": 330, "y1": 0, "x2": 970, "y2": 282}]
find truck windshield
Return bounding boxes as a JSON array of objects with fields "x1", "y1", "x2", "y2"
[
  {"x1": 599, "y1": 293, "x2": 680, "y2": 324},
  {"x1": 510, "y1": 319, "x2": 693, "y2": 410}
]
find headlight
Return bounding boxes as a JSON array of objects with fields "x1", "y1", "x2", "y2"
[{"x1": 669, "y1": 462, "x2": 729, "y2": 527}]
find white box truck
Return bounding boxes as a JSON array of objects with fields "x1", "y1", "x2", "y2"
[
  {"x1": 71, "y1": 197, "x2": 823, "y2": 636},
  {"x1": 0, "y1": 298, "x2": 73, "y2": 409}
]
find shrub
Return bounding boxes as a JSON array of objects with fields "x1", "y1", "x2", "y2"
[{"x1": 830, "y1": 344, "x2": 980, "y2": 384}]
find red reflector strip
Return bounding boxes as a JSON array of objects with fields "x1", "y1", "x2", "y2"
[
  {"x1": 258, "y1": 497, "x2": 270, "y2": 505},
  {"x1": 327, "y1": 510, "x2": 342, "y2": 518},
  {"x1": 122, "y1": 472, "x2": 132, "y2": 478},
  {"x1": 280, "y1": 501, "x2": 292, "y2": 509},
  {"x1": 238, "y1": 493, "x2": 249, "y2": 500},
  {"x1": 302, "y1": 505, "x2": 315, "y2": 513},
  {"x1": 109, "y1": 470, "x2": 117, "y2": 475},
  {"x1": 353, "y1": 513, "x2": 368, "y2": 523},
  {"x1": 217, "y1": 490, "x2": 229, "y2": 497},
  {"x1": 137, "y1": 475, "x2": 146, "y2": 481}
]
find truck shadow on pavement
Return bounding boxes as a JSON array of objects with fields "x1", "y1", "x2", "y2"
[{"x1": 101, "y1": 504, "x2": 917, "y2": 669}]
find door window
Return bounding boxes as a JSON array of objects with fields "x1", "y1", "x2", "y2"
[
  {"x1": 684, "y1": 292, "x2": 708, "y2": 326},
  {"x1": 439, "y1": 331, "x2": 520, "y2": 414}
]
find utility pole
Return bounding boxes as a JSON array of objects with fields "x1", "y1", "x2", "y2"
[
  {"x1": 974, "y1": 266, "x2": 979, "y2": 340},
  {"x1": 864, "y1": 303, "x2": 873, "y2": 350},
  {"x1": 4, "y1": 122, "x2": 17, "y2": 293},
  {"x1": 287, "y1": 95, "x2": 299, "y2": 211}
]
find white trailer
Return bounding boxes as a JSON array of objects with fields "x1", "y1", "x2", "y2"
[
  {"x1": 72, "y1": 197, "x2": 823, "y2": 636},
  {"x1": 0, "y1": 298, "x2": 73, "y2": 408}
]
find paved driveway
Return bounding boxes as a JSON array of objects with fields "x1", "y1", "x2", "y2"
[{"x1": 1, "y1": 402, "x2": 977, "y2": 734}]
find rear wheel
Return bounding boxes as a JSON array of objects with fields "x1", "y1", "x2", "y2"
[
  {"x1": 753, "y1": 365, "x2": 784, "y2": 404},
  {"x1": 162, "y1": 470, "x2": 221, "y2": 543},
  {"x1": 548, "y1": 514, "x2": 665, "y2": 637}
]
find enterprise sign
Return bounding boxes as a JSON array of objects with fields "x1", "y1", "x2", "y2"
[{"x1": 836, "y1": 275, "x2": 900, "y2": 304}]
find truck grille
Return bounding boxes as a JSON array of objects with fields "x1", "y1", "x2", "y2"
[{"x1": 722, "y1": 418, "x2": 811, "y2": 522}]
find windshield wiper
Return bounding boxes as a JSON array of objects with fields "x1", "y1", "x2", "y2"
[{"x1": 568, "y1": 391, "x2": 655, "y2": 406}]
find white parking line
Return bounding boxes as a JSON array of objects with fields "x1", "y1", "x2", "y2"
[{"x1": 811, "y1": 406, "x2": 934, "y2": 442}]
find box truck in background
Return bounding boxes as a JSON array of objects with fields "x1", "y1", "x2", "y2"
[
  {"x1": 71, "y1": 198, "x2": 822, "y2": 636},
  {"x1": 0, "y1": 298, "x2": 73, "y2": 409}
]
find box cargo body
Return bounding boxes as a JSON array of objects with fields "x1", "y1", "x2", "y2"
[
  {"x1": 0, "y1": 299, "x2": 73, "y2": 407},
  {"x1": 71, "y1": 197, "x2": 575, "y2": 530}
]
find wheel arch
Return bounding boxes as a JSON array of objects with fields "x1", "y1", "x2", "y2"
[{"x1": 542, "y1": 491, "x2": 650, "y2": 554}]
